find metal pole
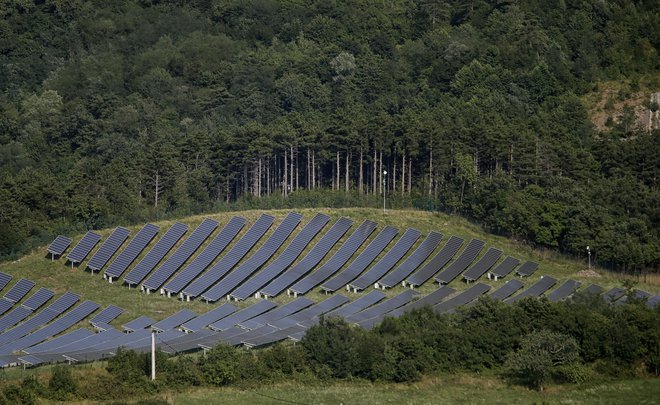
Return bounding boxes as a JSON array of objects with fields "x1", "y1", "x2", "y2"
[
  {"x1": 383, "y1": 170, "x2": 387, "y2": 213},
  {"x1": 151, "y1": 331, "x2": 156, "y2": 380},
  {"x1": 587, "y1": 246, "x2": 591, "y2": 270}
]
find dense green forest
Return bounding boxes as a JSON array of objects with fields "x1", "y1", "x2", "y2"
[{"x1": 0, "y1": 0, "x2": 658, "y2": 271}]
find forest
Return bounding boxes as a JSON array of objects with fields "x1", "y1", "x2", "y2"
[{"x1": 0, "y1": 0, "x2": 658, "y2": 272}]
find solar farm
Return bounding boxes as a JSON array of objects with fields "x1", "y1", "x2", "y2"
[{"x1": 0, "y1": 208, "x2": 656, "y2": 369}]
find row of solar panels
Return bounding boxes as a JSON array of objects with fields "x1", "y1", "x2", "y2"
[
  {"x1": 0, "y1": 274, "x2": 656, "y2": 368},
  {"x1": 48, "y1": 214, "x2": 542, "y2": 303}
]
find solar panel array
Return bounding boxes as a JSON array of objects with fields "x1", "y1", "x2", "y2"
[
  {"x1": 0, "y1": 273, "x2": 11, "y2": 294},
  {"x1": 603, "y1": 287, "x2": 625, "y2": 303},
  {"x1": 143, "y1": 218, "x2": 219, "y2": 292},
  {"x1": 490, "y1": 279, "x2": 525, "y2": 301},
  {"x1": 201, "y1": 212, "x2": 302, "y2": 302},
  {"x1": 581, "y1": 284, "x2": 604, "y2": 296},
  {"x1": 288, "y1": 219, "x2": 377, "y2": 296},
  {"x1": 163, "y1": 217, "x2": 246, "y2": 296},
  {"x1": 5, "y1": 279, "x2": 35, "y2": 303},
  {"x1": 488, "y1": 256, "x2": 521, "y2": 280},
  {"x1": 105, "y1": 223, "x2": 160, "y2": 280},
  {"x1": 434, "y1": 283, "x2": 491, "y2": 313},
  {"x1": 209, "y1": 300, "x2": 277, "y2": 331},
  {"x1": 377, "y1": 231, "x2": 442, "y2": 289},
  {"x1": 435, "y1": 239, "x2": 485, "y2": 284},
  {"x1": 238, "y1": 297, "x2": 314, "y2": 330},
  {"x1": 504, "y1": 276, "x2": 557, "y2": 304},
  {"x1": 0, "y1": 307, "x2": 32, "y2": 333},
  {"x1": 405, "y1": 236, "x2": 464, "y2": 287},
  {"x1": 230, "y1": 213, "x2": 330, "y2": 301},
  {"x1": 90, "y1": 305, "x2": 124, "y2": 326},
  {"x1": 151, "y1": 309, "x2": 197, "y2": 332},
  {"x1": 321, "y1": 226, "x2": 399, "y2": 293},
  {"x1": 47, "y1": 236, "x2": 72, "y2": 257},
  {"x1": 122, "y1": 315, "x2": 156, "y2": 332},
  {"x1": 547, "y1": 280, "x2": 582, "y2": 302},
  {"x1": 182, "y1": 214, "x2": 274, "y2": 299},
  {"x1": 349, "y1": 228, "x2": 421, "y2": 292},
  {"x1": 515, "y1": 261, "x2": 539, "y2": 277},
  {"x1": 66, "y1": 231, "x2": 102, "y2": 264},
  {"x1": 259, "y1": 217, "x2": 353, "y2": 299},
  {"x1": 124, "y1": 222, "x2": 188, "y2": 286},
  {"x1": 21, "y1": 288, "x2": 54, "y2": 311},
  {"x1": 87, "y1": 227, "x2": 130, "y2": 272},
  {"x1": 347, "y1": 289, "x2": 418, "y2": 325},
  {"x1": 463, "y1": 247, "x2": 503, "y2": 282},
  {"x1": 180, "y1": 303, "x2": 236, "y2": 333}
]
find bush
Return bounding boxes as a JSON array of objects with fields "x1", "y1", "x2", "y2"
[
  {"x1": 200, "y1": 344, "x2": 241, "y2": 386},
  {"x1": 49, "y1": 365, "x2": 78, "y2": 400}
]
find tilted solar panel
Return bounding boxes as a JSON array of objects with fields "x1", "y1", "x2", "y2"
[
  {"x1": 90, "y1": 305, "x2": 124, "y2": 325},
  {"x1": 434, "y1": 283, "x2": 491, "y2": 313},
  {"x1": 504, "y1": 276, "x2": 557, "y2": 304},
  {"x1": 259, "y1": 217, "x2": 353, "y2": 299},
  {"x1": 269, "y1": 295, "x2": 352, "y2": 330},
  {"x1": 180, "y1": 303, "x2": 237, "y2": 333},
  {"x1": 288, "y1": 219, "x2": 377, "y2": 296},
  {"x1": 124, "y1": 222, "x2": 188, "y2": 286},
  {"x1": 581, "y1": 284, "x2": 604, "y2": 296},
  {"x1": 104, "y1": 223, "x2": 159, "y2": 280},
  {"x1": 21, "y1": 288, "x2": 54, "y2": 311},
  {"x1": 349, "y1": 228, "x2": 421, "y2": 292},
  {"x1": 87, "y1": 227, "x2": 131, "y2": 272},
  {"x1": 241, "y1": 325, "x2": 306, "y2": 348},
  {"x1": 5, "y1": 279, "x2": 36, "y2": 303},
  {"x1": 0, "y1": 299, "x2": 13, "y2": 317},
  {"x1": 230, "y1": 213, "x2": 329, "y2": 301},
  {"x1": 201, "y1": 212, "x2": 302, "y2": 302},
  {"x1": 238, "y1": 297, "x2": 314, "y2": 330},
  {"x1": 122, "y1": 315, "x2": 156, "y2": 332},
  {"x1": 515, "y1": 261, "x2": 539, "y2": 277},
  {"x1": 603, "y1": 287, "x2": 625, "y2": 303},
  {"x1": 23, "y1": 328, "x2": 95, "y2": 354},
  {"x1": 299, "y1": 290, "x2": 388, "y2": 329},
  {"x1": 488, "y1": 256, "x2": 521, "y2": 280},
  {"x1": 462, "y1": 248, "x2": 503, "y2": 282},
  {"x1": 435, "y1": 239, "x2": 486, "y2": 284},
  {"x1": 0, "y1": 273, "x2": 12, "y2": 293},
  {"x1": 45, "y1": 292, "x2": 80, "y2": 315},
  {"x1": 151, "y1": 309, "x2": 198, "y2": 332},
  {"x1": 490, "y1": 279, "x2": 525, "y2": 301},
  {"x1": 47, "y1": 235, "x2": 72, "y2": 257},
  {"x1": 182, "y1": 214, "x2": 274, "y2": 299},
  {"x1": 346, "y1": 290, "x2": 419, "y2": 324},
  {"x1": 208, "y1": 300, "x2": 277, "y2": 331},
  {"x1": 66, "y1": 231, "x2": 102, "y2": 264},
  {"x1": 547, "y1": 280, "x2": 582, "y2": 302},
  {"x1": 377, "y1": 231, "x2": 442, "y2": 289},
  {"x1": 163, "y1": 217, "x2": 246, "y2": 296},
  {"x1": 405, "y1": 236, "x2": 464, "y2": 287},
  {"x1": 0, "y1": 307, "x2": 32, "y2": 333},
  {"x1": 321, "y1": 226, "x2": 399, "y2": 293}
]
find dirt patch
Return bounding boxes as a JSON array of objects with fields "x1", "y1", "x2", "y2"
[{"x1": 576, "y1": 269, "x2": 601, "y2": 278}]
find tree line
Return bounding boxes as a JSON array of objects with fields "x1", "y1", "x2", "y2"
[{"x1": 0, "y1": 0, "x2": 657, "y2": 271}]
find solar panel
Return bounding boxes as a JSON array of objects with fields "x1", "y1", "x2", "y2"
[
  {"x1": 616, "y1": 289, "x2": 652, "y2": 306},
  {"x1": 151, "y1": 309, "x2": 198, "y2": 332},
  {"x1": 87, "y1": 227, "x2": 131, "y2": 272},
  {"x1": 369, "y1": 287, "x2": 457, "y2": 328},
  {"x1": 201, "y1": 212, "x2": 302, "y2": 302},
  {"x1": 434, "y1": 283, "x2": 491, "y2": 313},
  {"x1": 18, "y1": 354, "x2": 44, "y2": 366},
  {"x1": 105, "y1": 224, "x2": 160, "y2": 281},
  {"x1": 160, "y1": 329, "x2": 218, "y2": 353},
  {"x1": 259, "y1": 217, "x2": 353, "y2": 299},
  {"x1": 488, "y1": 256, "x2": 521, "y2": 280},
  {"x1": 21, "y1": 288, "x2": 54, "y2": 311},
  {"x1": 124, "y1": 222, "x2": 188, "y2": 286},
  {"x1": 647, "y1": 296, "x2": 660, "y2": 309},
  {"x1": 47, "y1": 235, "x2": 72, "y2": 258},
  {"x1": 346, "y1": 290, "x2": 419, "y2": 324},
  {"x1": 182, "y1": 214, "x2": 274, "y2": 300},
  {"x1": 405, "y1": 236, "x2": 464, "y2": 287},
  {"x1": 49, "y1": 328, "x2": 124, "y2": 356},
  {"x1": 299, "y1": 290, "x2": 388, "y2": 329},
  {"x1": 377, "y1": 231, "x2": 442, "y2": 289},
  {"x1": 547, "y1": 280, "x2": 582, "y2": 302},
  {"x1": 4, "y1": 279, "x2": 35, "y2": 303},
  {"x1": 66, "y1": 231, "x2": 102, "y2": 264},
  {"x1": 0, "y1": 299, "x2": 13, "y2": 317},
  {"x1": 230, "y1": 324, "x2": 281, "y2": 346},
  {"x1": 489, "y1": 279, "x2": 525, "y2": 301},
  {"x1": 208, "y1": 300, "x2": 278, "y2": 331},
  {"x1": 229, "y1": 213, "x2": 329, "y2": 301},
  {"x1": 603, "y1": 287, "x2": 625, "y2": 303},
  {"x1": 163, "y1": 217, "x2": 246, "y2": 296},
  {"x1": 90, "y1": 305, "x2": 124, "y2": 326},
  {"x1": 143, "y1": 218, "x2": 219, "y2": 293},
  {"x1": 45, "y1": 292, "x2": 80, "y2": 315},
  {"x1": 463, "y1": 248, "x2": 503, "y2": 282},
  {"x1": 321, "y1": 226, "x2": 398, "y2": 293},
  {"x1": 515, "y1": 261, "x2": 539, "y2": 277},
  {"x1": 180, "y1": 303, "x2": 237, "y2": 333},
  {"x1": 269, "y1": 295, "x2": 351, "y2": 329},
  {"x1": 0, "y1": 307, "x2": 32, "y2": 333},
  {"x1": 504, "y1": 276, "x2": 557, "y2": 304},
  {"x1": 238, "y1": 297, "x2": 314, "y2": 330},
  {"x1": 23, "y1": 328, "x2": 95, "y2": 354},
  {"x1": 0, "y1": 273, "x2": 11, "y2": 293},
  {"x1": 581, "y1": 284, "x2": 604, "y2": 296},
  {"x1": 349, "y1": 228, "x2": 420, "y2": 292},
  {"x1": 241, "y1": 325, "x2": 306, "y2": 348},
  {"x1": 122, "y1": 315, "x2": 156, "y2": 332},
  {"x1": 435, "y1": 239, "x2": 485, "y2": 284},
  {"x1": 0, "y1": 301, "x2": 100, "y2": 355},
  {"x1": 288, "y1": 219, "x2": 377, "y2": 296}
]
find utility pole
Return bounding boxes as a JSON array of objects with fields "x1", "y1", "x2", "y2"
[{"x1": 151, "y1": 331, "x2": 156, "y2": 380}]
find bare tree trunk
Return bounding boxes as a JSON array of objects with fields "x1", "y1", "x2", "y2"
[
  {"x1": 290, "y1": 145, "x2": 294, "y2": 193},
  {"x1": 154, "y1": 173, "x2": 160, "y2": 208},
  {"x1": 295, "y1": 146, "x2": 299, "y2": 191},
  {"x1": 336, "y1": 150, "x2": 340, "y2": 191},
  {"x1": 345, "y1": 150, "x2": 350, "y2": 192},
  {"x1": 401, "y1": 154, "x2": 405, "y2": 197},
  {"x1": 267, "y1": 157, "x2": 271, "y2": 195},
  {"x1": 379, "y1": 150, "x2": 383, "y2": 196},
  {"x1": 359, "y1": 146, "x2": 363, "y2": 194},
  {"x1": 407, "y1": 157, "x2": 412, "y2": 195},
  {"x1": 226, "y1": 176, "x2": 230, "y2": 203},
  {"x1": 373, "y1": 147, "x2": 377, "y2": 195},
  {"x1": 283, "y1": 150, "x2": 288, "y2": 196},
  {"x1": 429, "y1": 146, "x2": 433, "y2": 196},
  {"x1": 509, "y1": 143, "x2": 514, "y2": 175},
  {"x1": 393, "y1": 154, "x2": 397, "y2": 193},
  {"x1": 307, "y1": 148, "x2": 310, "y2": 189},
  {"x1": 312, "y1": 150, "x2": 316, "y2": 189}
]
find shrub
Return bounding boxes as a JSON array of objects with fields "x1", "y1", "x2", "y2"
[
  {"x1": 49, "y1": 365, "x2": 78, "y2": 400},
  {"x1": 200, "y1": 344, "x2": 241, "y2": 386}
]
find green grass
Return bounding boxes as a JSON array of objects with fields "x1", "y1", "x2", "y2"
[
  {"x1": 152, "y1": 375, "x2": 660, "y2": 405},
  {"x1": 0, "y1": 208, "x2": 656, "y2": 333}
]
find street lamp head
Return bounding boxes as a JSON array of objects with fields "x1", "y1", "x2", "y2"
[
  {"x1": 586, "y1": 246, "x2": 590, "y2": 251},
  {"x1": 383, "y1": 170, "x2": 387, "y2": 175}
]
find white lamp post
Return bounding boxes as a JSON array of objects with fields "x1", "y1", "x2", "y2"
[
  {"x1": 586, "y1": 246, "x2": 591, "y2": 270},
  {"x1": 383, "y1": 170, "x2": 387, "y2": 213}
]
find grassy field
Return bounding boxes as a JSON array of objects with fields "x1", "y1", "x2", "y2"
[{"x1": 0, "y1": 207, "x2": 656, "y2": 331}]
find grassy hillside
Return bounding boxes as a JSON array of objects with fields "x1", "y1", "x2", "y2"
[{"x1": 0, "y1": 207, "x2": 655, "y2": 330}]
